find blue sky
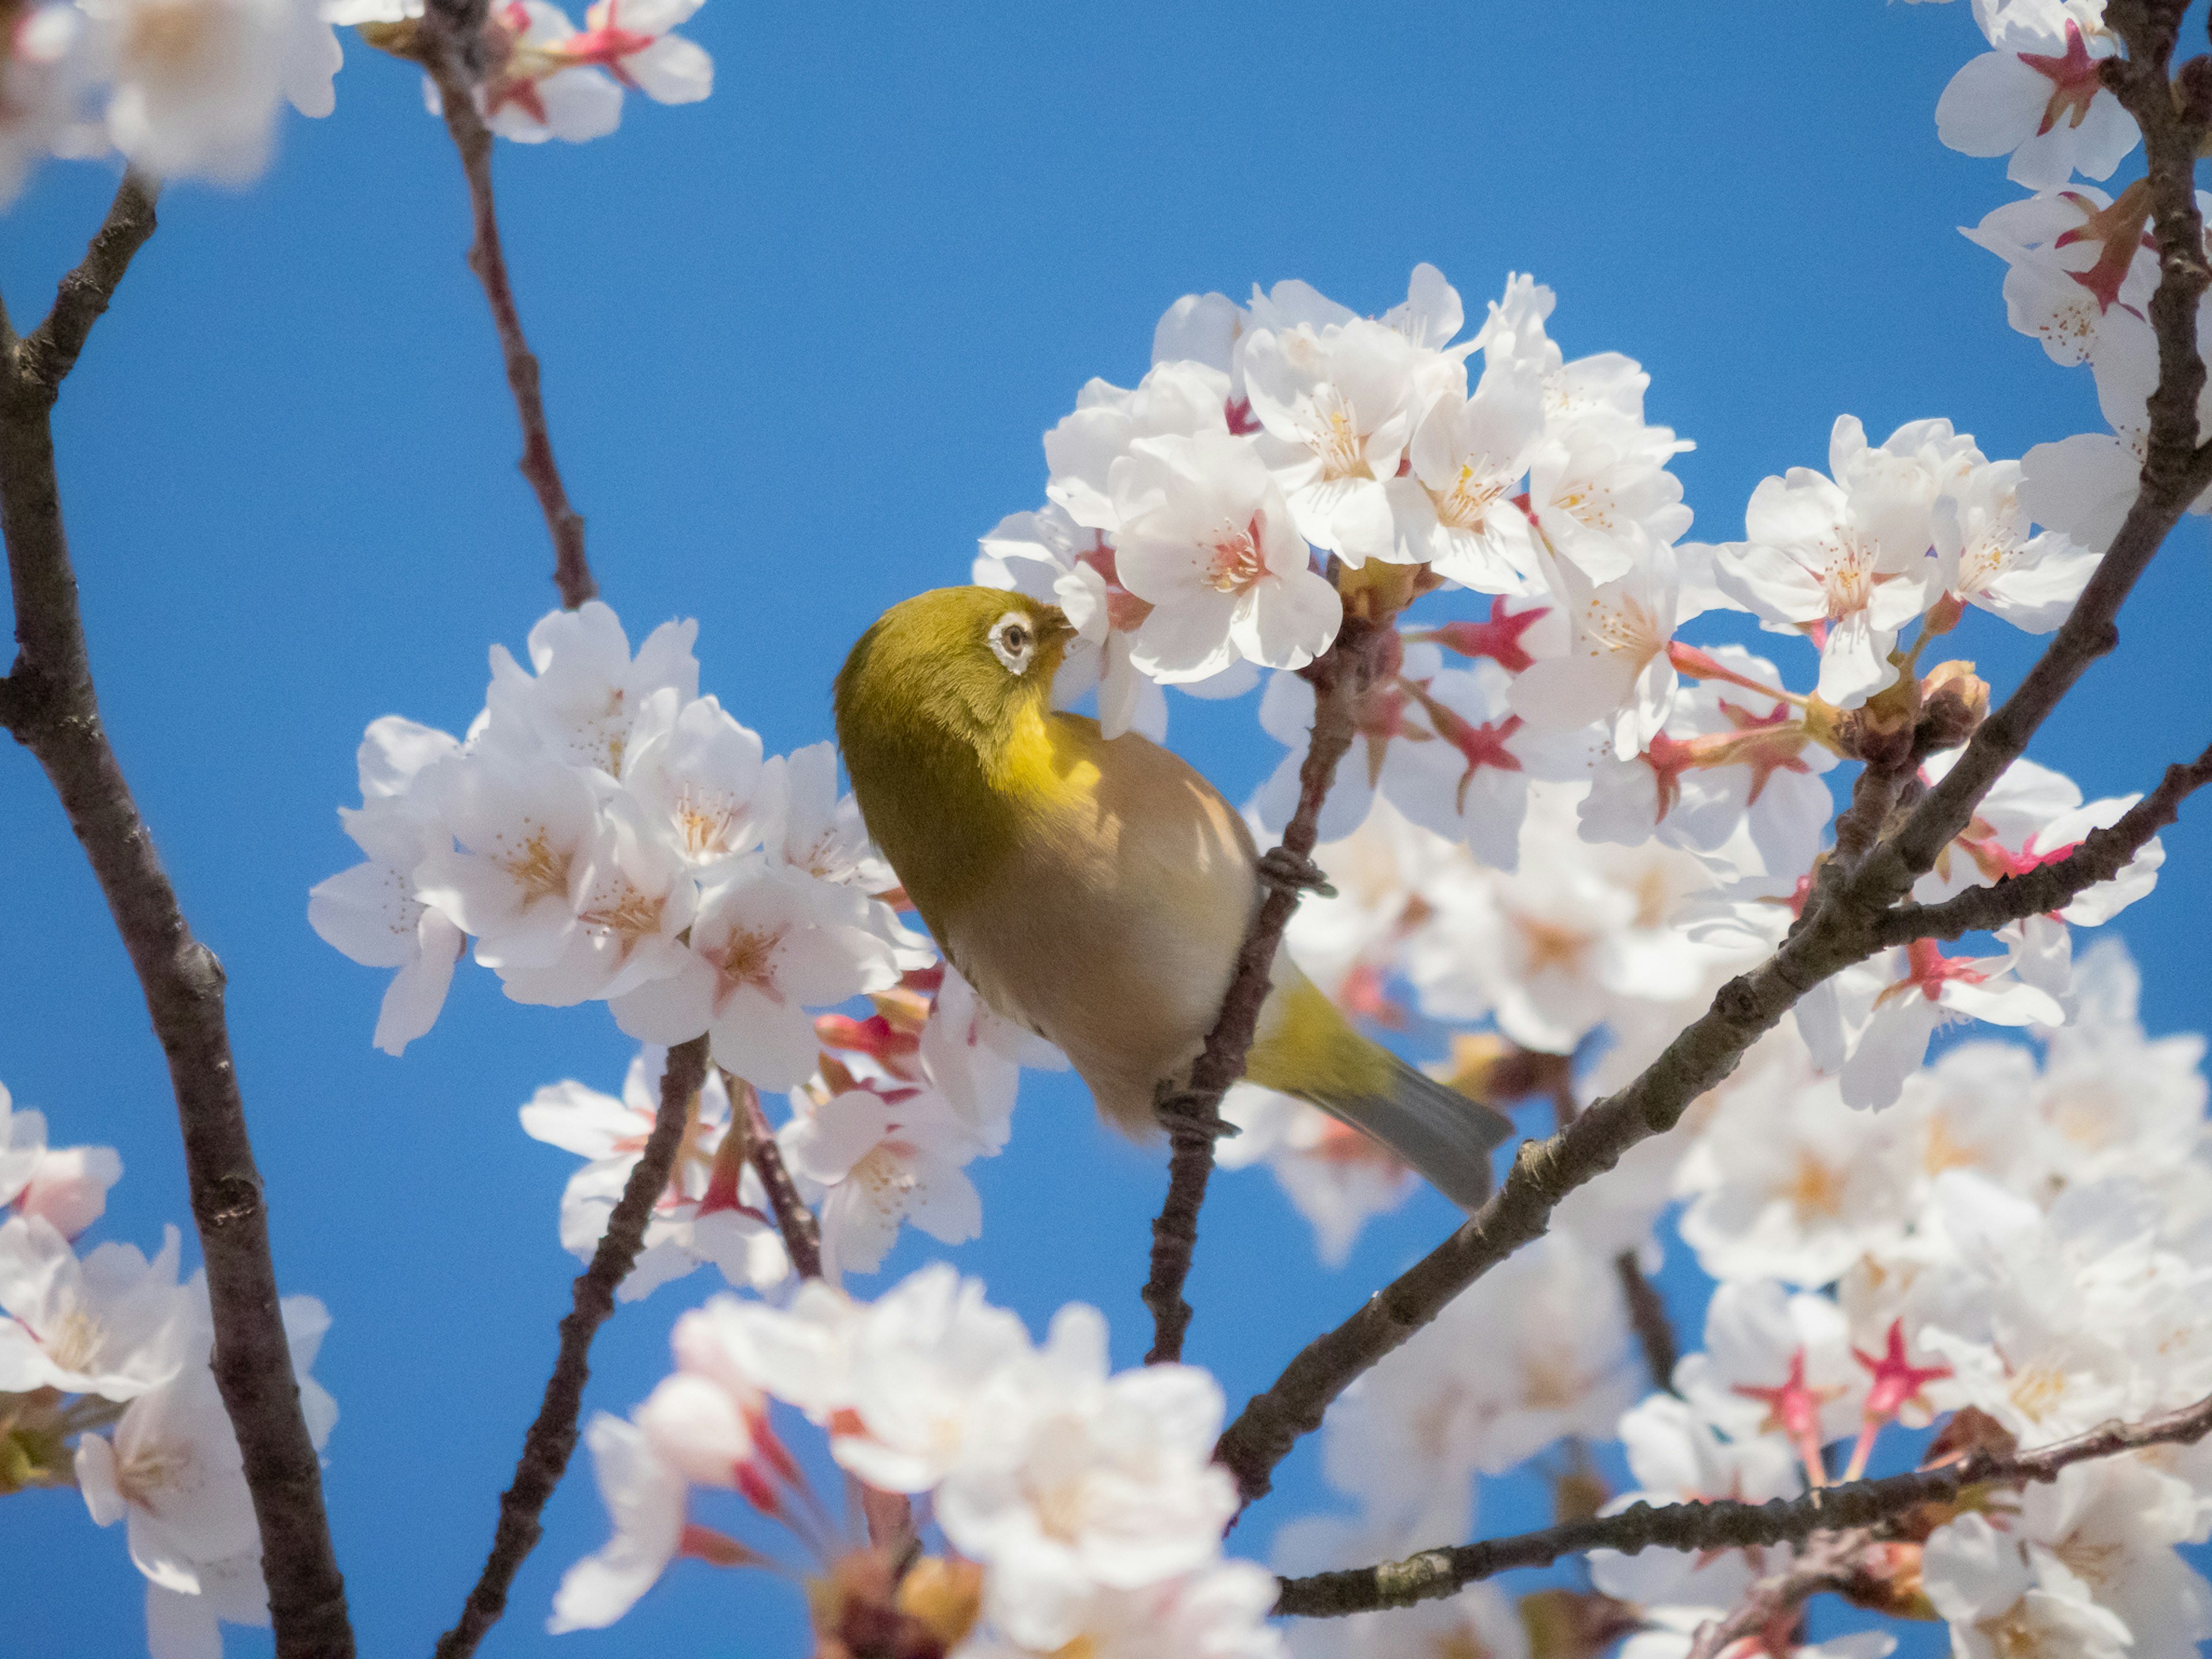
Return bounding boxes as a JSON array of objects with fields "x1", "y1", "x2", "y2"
[{"x1": 3, "y1": 2, "x2": 2206, "y2": 1654}]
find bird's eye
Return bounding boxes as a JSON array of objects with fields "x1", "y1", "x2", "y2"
[{"x1": 987, "y1": 613, "x2": 1037, "y2": 674}]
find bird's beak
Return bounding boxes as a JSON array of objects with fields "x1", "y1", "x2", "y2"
[{"x1": 1043, "y1": 607, "x2": 1080, "y2": 643}]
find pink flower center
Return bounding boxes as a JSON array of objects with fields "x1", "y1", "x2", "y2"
[{"x1": 1205, "y1": 516, "x2": 1270, "y2": 594}]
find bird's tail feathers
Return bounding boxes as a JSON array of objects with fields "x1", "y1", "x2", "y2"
[{"x1": 1305, "y1": 1055, "x2": 1515, "y2": 1211}]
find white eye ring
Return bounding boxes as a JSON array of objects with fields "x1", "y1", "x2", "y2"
[{"x1": 987, "y1": 612, "x2": 1037, "y2": 675}]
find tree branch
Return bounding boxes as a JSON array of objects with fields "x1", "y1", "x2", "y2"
[
  {"x1": 0, "y1": 179, "x2": 355, "y2": 1659},
  {"x1": 1141, "y1": 612, "x2": 1375, "y2": 1366},
  {"x1": 1214, "y1": 12, "x2": 2212, "y2": 1510},
  {"x1": 1879, "y1": 738, "x2": 2212, "y2": 944},
  {"x1": 1614, "y1": 1249, "x2": 1679, "y2": 1397},
  {"x1": 730, "y1": 1069, "x2": 824, "y2": 1282},
  {"x1": 416, "y1": 26, "x2": 596, "y2": 610},
  {"x1": 1272, "y1": 1389, "x2": 2212, "y2": 1618},
  {"x1": 13, "y1": 173, "x2": 160, "y2": 402},
  {"x1": 434, "y1": 1035, "x2": 707, "y2": 1659}
]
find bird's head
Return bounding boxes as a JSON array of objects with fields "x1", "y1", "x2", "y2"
[{"x1": 835, "y1": 586, "x2": 1080, "y2": 763}]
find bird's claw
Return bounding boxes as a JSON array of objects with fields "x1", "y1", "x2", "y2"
[
  {"x1": 1154, "y1": 1094, "x2": 1241, "y2": 1142},
  {"x1": 1258, "y1": 848, "x2": 1336, "y2": 898}
]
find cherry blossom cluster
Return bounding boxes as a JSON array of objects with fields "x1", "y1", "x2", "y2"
[
  {"x1": 0, "y1": 0, "x2": 707, "y2": 204},
  {"x1": 0, "y1": 1085, "x2": 335, "y2": 1659},
  {"x1": 1278, "y1": 940, "x2": 2212, "y2": 1658},
  {"x1": 521, "y1": 965, "x2": 1047, "y2": 1293},
  {"x1": 552, "y1": 1264, "x2": 1282, "y2": 1657},
  {"x1": 976, "y1": 264, "x2": 1694, "y2": 743},
  {"x1": 1930, "y1": 0, "x2": 2212, "y2": 546},
  {"x1": 971, "y1": 252, "x2": 2144, "y2": 1175},
  {"x1": 310, "y1": 603, "x2": 932, "y2": 1096}
]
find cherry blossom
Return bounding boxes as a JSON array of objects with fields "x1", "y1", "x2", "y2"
[
  {"x1": 78, "y1": 0, "x2": 338, "y2": 184},
  {"x1": 956, "y1": 1562, "x2": 1286, "y2": 1659},
  {"x1": 410, "y1": 754, "x2": 616, "y2": 997},
  {"x1": 1674, "y1": 1279, "x2": 1866, "y2": 1457},
  {"x1": 76, "y1": 1287, "x2": 335, "y2": 1656},
  {"x1": 1384, "y1": 350, "x2": 1546, "y2": 589},
  {"x1": 558, "y1": 0, "x2": 711, "y2": 106},
  {"x1": 520, "y1": 1050, "x2": 789, "y2": 1301},
  {"x1": 1798, "y1": 935, "x2": 2069, "y2": 1111},
  {"x1": 1675, "y1": 1025, "x2": 1922, "y2": 1285},
  {"x1": 1045, "y1": 359, "x2": 1234, "y2": 536},
  {"x1": 1108, "y1": 431, "x2": 1342, "y2": 680},
  {"x1": 1320, "y1": 1233, "x2": 1637, "y2": 1546},
  {"x1": 1405, "y1": 783, "x2": 1738, "y2": 1054},
  {"x1": 481, "y1": 600, "x2": 699, "y2": 775},
  {"x1": 779, "y1": 1082, "x2": 988, "y2": 1279},
  {"x1": 1241, "y1": 314, "x2": 1440, "y2": 566},
  {"x1": 0, "y1": 1085, "x2": 122, "y2": 1240},
  {"x1": 1527, "y1": 410, "x2": 1694, "y2": 588},
  {"x1": 1935, "y1": 0, "x2": 2134, "y2": 191},
  {"x1": 308, "y1": 716, "x2": 466, "y2": 1055},
  {"x1": 610, "y1": 859, "x2": 901, "y2": 1089},
  {"x1": 0, "y1": 1215, "x2": 187, "y2": 1400},
  {"x1": 1574, "y1": 644, "x2": 1834, "y2": 877},
  {"x1": 935, "y1": 1302, "x2": 1237, "y2": 1650},
  {"x1": 1960, "y1": 184, "x2": 2157, "y2": 367},
  {"x1": 1932, "y1": 453, "x2": 2100, "y2": 630},
  {"x1": 620, "y1": 691, "x2": 779, "y2": 871},
  {"x1": 1915, "y1": 750, "x2": 2162, "y2": 931},
  {"x1": 1714, "y1": 415, "x2": 1966, "y2": 708},
  {"x1": 1923, "y1": 1508, "x2": 2135, "y2": 1659},
  {"x1": 1510, "y1": 538, "x2": 1692, "y2": 758},
  {"x1": 2019, "y1": 312, "x2": 2212, "y2": 551},
  {"x1": 546, "y1": 1414, "x2": 688, "y2": 1631}
]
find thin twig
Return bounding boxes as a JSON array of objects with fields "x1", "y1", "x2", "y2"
[
  {"x1": 14, "y1": 173, "x2": 160, "y2": 400},
  {"x1": 1614, "y1": 1249, "x2": 1679, "y2": 1396},
  {"x1": 0, "y1": 177, "x2": 357, "y2": 1659},
  {"x1": 1216, "y1": 13, "x2": 2212, "y2": 1509},
  {"x1": 416, "y1": 28, "x2": 596, "y2": 610},
  {"x1": 1272, "y1": 1389, "x2": 2212, "y2": 1618},
  {"x1": 1880, "y1": 738, "x2": 2212, "y2": 944},
  {"x1": 730, "y1": 1069, "x2": 824, "y2": 1281},
  {"x1": 434, "y1": 1036, "x2": 707, "y2": 1659},
  {"x1": 1141, "y1": 612, "x2": 1376, "y2": 1365},
  {"x1": 1683, "y1": 1529, "x2": 1875, "y2": 1659}
]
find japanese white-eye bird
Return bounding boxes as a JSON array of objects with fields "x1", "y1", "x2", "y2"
[{"x1": 832, "y1": 585, "x2": 1513, "y2": 1207}]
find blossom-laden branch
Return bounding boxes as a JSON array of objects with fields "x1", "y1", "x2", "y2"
[
  {"x1": 435, "y1": 1036, "x2": 708, "y2": 1659},
  {"x1": 415, "y1": 7, "x2": 596, "y2": 611},
  {"x1": 1881, "y1": 737, "x2": 2212, "y2": 943},
  {"x1": 1272, "y1": 1388, "x2": 2212, "y2": 1618},
  {"x1": 1216, "y1": 10, "x2": 2212, "y2": 1508},
  {"x1": 1141, "y1": 609, "x2": 1377, "y2": 1366},
  {"x1": 728, "y1": 1068, "x2": 824, "y2": 1282},
  {"x1": 0, "y1": 177, "x2": 359, "y2": 1659}
]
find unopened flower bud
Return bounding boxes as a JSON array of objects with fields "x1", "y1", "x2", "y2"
[
  {"x1": 1440, "y1": 1033, "x2": 1571, "y2": 1109},
  {"x1": 354, "y1": 17, "x2": 424, "y2": 59},
  {"x1": 1337, "y1": 557, "x2": 1422, "y2": 623},
  {"x1": 1918, "y1": 660, "x2": 1988, "y2": 753},
  {"x1": 895, "y1": 1557, "x2": 984, "y2": 1652}
]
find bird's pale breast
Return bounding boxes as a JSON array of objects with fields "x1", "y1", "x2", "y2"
[{"x1": 939, "y1": 717, "x2": 1261, "y2": 1131}]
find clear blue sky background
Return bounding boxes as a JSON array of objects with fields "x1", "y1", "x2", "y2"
[{"x1": 4, "y1": 2, "x2": 2207, "y2": 1654}]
